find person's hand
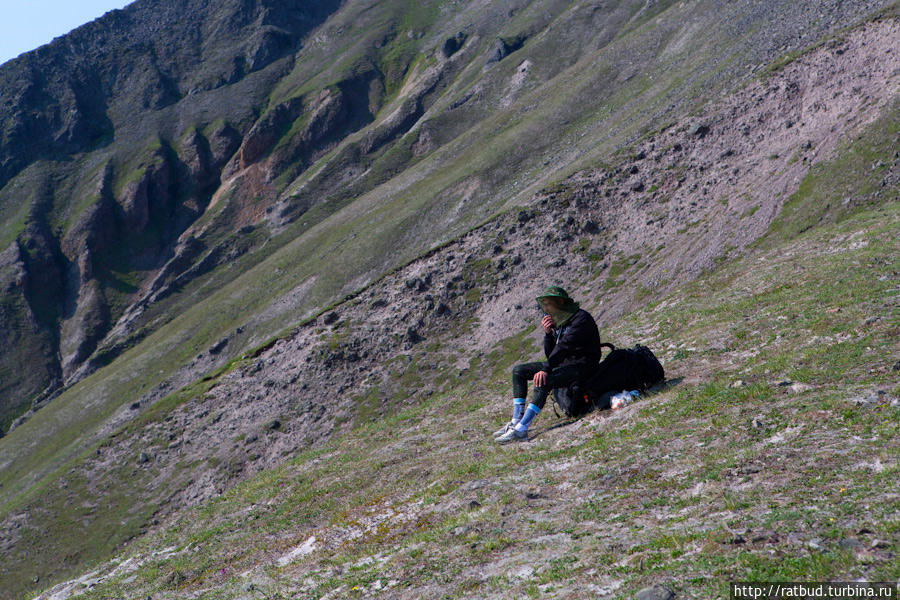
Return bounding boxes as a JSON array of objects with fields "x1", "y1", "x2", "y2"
[
  {"x1": 541, "y1": 315, "x2": 554, "y2": 334},
  {"x1": 533, "y1": 371, "x2": 548, "y2": 388}
]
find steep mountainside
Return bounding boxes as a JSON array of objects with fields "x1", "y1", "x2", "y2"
[
  {"x1": 0, "y1": 0, "x2": 898, "y2": 598},
  {"x1": 0, "y1": 0, "x2": 342, "y2": 426},
  {"x1": 2, "y1": 0, "x2": 894, "y2": 431}
]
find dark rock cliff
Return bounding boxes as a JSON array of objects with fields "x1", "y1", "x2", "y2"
[
  {"x1": 0, "y1": 0, "x2": 348, "y2": 428},
  {"x1": 0, "y1": 0, "x2": 340, "y2": 191}
]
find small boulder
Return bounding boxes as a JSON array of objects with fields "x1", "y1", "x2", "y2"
[
  {"x1": 406, "y1": 327, "x2": 423, "y2": 344},
  {"x1": 441, "y1": 37, "x2": 460, "y2": 58},
  {"x1": 851, "y1": 390, "x2": 888, "y2": 407},
  {"x1": 485, "y1": 38, "x2": 510, "y2": 64},
  {"x1": 636, "y1": 584, "x2": 675, "y2": 600},
  {"x1": 209, "y1": 337, "x2": 229, "y2": 354},
  {"x1": 440, "y1": 32, "x2": 466, "y2": 58},
  {"x1": 688, "y1": 123, "x2": 710, "y2": 137},
  {"x1": 405, "y1": 277, "x2": 427, "y2": 291}
]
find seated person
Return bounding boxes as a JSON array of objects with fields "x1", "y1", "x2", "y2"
[{"x1": 495, "y1": 286, "x2": 603, "y2": 443}]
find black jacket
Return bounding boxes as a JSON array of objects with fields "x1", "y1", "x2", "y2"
[{"x1": 543, "y1": 308, "x2": 603, "y2": 370}]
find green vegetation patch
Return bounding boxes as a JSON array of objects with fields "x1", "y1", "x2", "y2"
[{"x1": 764, "y1": 101, "x2": 900, "y2": 243}]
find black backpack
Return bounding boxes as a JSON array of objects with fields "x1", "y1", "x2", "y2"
[
  {"x1": 552, "y1": 382, "x2": 591, "y2": 418},
  {"x1": 552, "y1": 343, "x2": 665, "y2": 417}
]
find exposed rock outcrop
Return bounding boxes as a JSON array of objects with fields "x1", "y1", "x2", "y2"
[{"x1": 0, "y1": 243, "x2": 61, "y2": 427}]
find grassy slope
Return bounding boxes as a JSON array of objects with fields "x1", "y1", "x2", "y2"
[
  {"x1": 28, "y1": 89, "x2": 899, "y2": 595},
  {"x1": 4, "y1": 3, "x2": 899, "y2": 598},
  {"x1": 0, "y1": 0, "x2": 685, "y2": 505},
  {"x1": 51, "y1": 193, "x2": 899, "y2": 600}
]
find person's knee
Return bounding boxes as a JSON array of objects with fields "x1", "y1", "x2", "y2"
[
  {"x1": 530, "y1": 397, "x2": 547, "y2": 411},
  {"x1": 512, "y1": 364, "x2": 528, "y2": 378}
]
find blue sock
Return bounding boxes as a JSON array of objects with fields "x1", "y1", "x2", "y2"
[
  {"x1": 512, "y1": 398, "x2": 526, "y2": 424},
  {"x1": 514, "y1": 403, "x2": 540, "y2": 433}
]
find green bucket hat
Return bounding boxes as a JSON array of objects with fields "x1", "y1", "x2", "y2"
[
  {"x1": 536, "y1": 286, "x2": 580, "y2": 327},
  {"x1": 536, "y1": 286, "x2": 577, "y2": 305}
]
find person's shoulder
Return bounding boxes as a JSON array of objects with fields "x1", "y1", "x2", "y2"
[
  {"x1": 574, "y1": 308, "x2": 597, "y2": 324},
  {"x1": 572, "y1": 308, "x2": 597, "y2": 326}
]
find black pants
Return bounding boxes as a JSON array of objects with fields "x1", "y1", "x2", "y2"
[{"x1": 511, "y1": 362, "x2": 589, "y2": 410}]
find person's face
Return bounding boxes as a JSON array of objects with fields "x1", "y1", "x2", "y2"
[{"x1": 539, "y1": 298, "x2": 563, "y2": 313}]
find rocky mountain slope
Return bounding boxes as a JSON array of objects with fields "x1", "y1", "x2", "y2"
[
  {"x1": 2, "y1": 0, "x2": 894, "y2": 430},
  {"x1": 34, "y1": 201, "x2": 900, "y2": 598},
  {"x1": 0, "y1": 0, "x2": 343, "y2": 426},
  {"x1": 0, "y1": 0, "x2": 898, "y2": 598}
]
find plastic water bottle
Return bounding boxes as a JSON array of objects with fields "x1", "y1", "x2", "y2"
[{"x1": 611, "y1": 390, "x2": 639, "y2": 410}]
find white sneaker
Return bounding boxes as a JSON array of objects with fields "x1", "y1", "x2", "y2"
[
  {"x1": 495, "y1": 428, "x2": 527, "y2": 444},
  {"x1": 492, "y1": 422, "x2": 516, "y2": 438}
]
